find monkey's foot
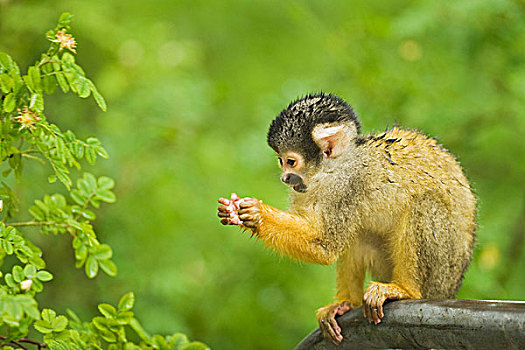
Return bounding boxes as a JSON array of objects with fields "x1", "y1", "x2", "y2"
[
  {"x1": 362, "y1": 281, "x2": 413, "y2": 324},
  {"x1": 316, "y1": 301, "x2": 352, "y2": 344}
]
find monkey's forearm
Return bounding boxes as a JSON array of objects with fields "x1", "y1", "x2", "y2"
[{"x1": 254, "y1": 203, "x2": 338, "y2": 265}]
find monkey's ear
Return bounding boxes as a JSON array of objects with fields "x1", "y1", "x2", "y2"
[{"x1": 312, "y1": 123, "x2": 356, "y2": 158}]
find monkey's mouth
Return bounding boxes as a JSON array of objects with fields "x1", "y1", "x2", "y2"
[{"x1": 292, "y1": 183, "x2": 307, "y2": 193}]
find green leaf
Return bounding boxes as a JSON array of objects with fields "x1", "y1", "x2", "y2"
[
  {"x1": 3, "y1": 240, "x2": 13, "y2": 254},
  {"x1": 85, "y1": 256, "x2": 98, "y2": 278},
  {"x1": 95, "y1": 145, "x2": 109, "y2": 158},
  {"x1": 51, "y1": 193, "x2": 67, "y2": 209},
  {"x1": 70, "y1": 190, "x2": 85, "y2": 205},
  {"x1": 76, "y1": 77, "x2": 91, "y2": 98},
  {"x1": 85, "y1": 147, "x2": 96, "y2": 165},
  {"x1": 47, "y1": 340, "x2": 70, "y2": 350},
  {"x1": 115, "y1": 311, "x2": 133, "y2": 325},
  {"x1": 92, "y1": 316, "x2": 109, "y2": 331},
  {"x1": 72, "y1": 236, "x2": 82, "y2": 249},
  {"x1": 90, "y1": 83, "x2": 107, "y2": 112},
  {"x1": 62, "y1": 52, "x2": 75, "y2": 64},
  {"x1": 17, "y1": 295, "x2": 40, "y2": 319},
  {"x1": 73, "y1": 143, "x2": 84, "y2": 158},
  {"x1": 99, "y1": 329, "x2": 117, "y2": 343},
  {"x1": 56, "y1": 72, "x2": 69, "y2": 93},
  {"x1": 12, "y1": 265, "x2": 24, "y2": 282},
  {"x1": 42, "y1": 75, "x2": 58, "y2": 95},
  {"x1": 129, "y1": 318, "x2": 151, "y2": 343},
  {"x1": 53, "y1": 164, "x2": 72, "y2": 190},
  {"x1": 83, "y1": 172, "x2": 97, "y2": 190},
  {"x1": 36, "y1": 270, "x2": 53, "y2": 281},
  {"x1": 0, "y1": 73, "x2": 14, "y2": 93},
  {"x1": 74, "y1": 244, "x2": 87, "y2": 263},
  {"x1": 3, "y1": 92, "x2": 16, "y2": 112},
  {"x1": 29, "y1": 93, "x2": 44, "y2": 112},
  {"x1": 42, "y1": 309, "x2": 57, "y2": 323},
  {"x1": 98, "y1": 303, "x2": 117, "y2": 318},
  {"x1": 58, "y1": 12, "x2": 74, "y2": 27},
  {"x1": 81, "y1": 209, "x2": 96, "y2": 220},
  {"x1": 97, "y1": 176, "x2": 115, "y2": 190},
  {"x1": 24, "y1": 264, "x2": 37, "y2": 278},
  {"x1": 52, "y1": 315, "x2": 68, "y2": 332},
  {"x1": 93, "y1": 244, "x2": 112, "y2": 259},
  {"x1": 66, "y1": 308, "x2": 81, "y2": 324},
  {"x1": 77, "y1": 179, "x2": 90, "y2": 196},
  {"x1": 34, "y1": 320, "x2": 54, "y2": 334},
  {"x1": 42, "y1": 65, "x2": 57, "y2": 94},
  {"x1": 96, "y1": 190, "x2": 116, "y2": 203},
  {"x1": 0, "y1": 52, "x2": 15, "y2": 70},
  {"x1": 28, "y1": 66, "x2": 42, "y2": 91},
  {"x1": 181, "y1": 342, "x2": 210, "y2": 350},
  {"x1": 99, "y1": 259, "x2": 117, "y2": 277},
  {"x1": 118, "y1": 292, "x2": 135, "y2": 312},
  {"x1": 5, "y1": 273, "x2": 16, "y2": 288}
]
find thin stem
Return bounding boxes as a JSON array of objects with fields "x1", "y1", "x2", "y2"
[
  {"x1": 73, "y1": 193, "x2": 95, "y2": 221},
  {"x1": 22, "y1": 152, "x2": 46, "y2": 164},
  {"x1": 18, "y1": 338, "x2": 47, "y2": 348},
  {"x1": 8, "y1": 221, "x2": 58, "y2": 227},
  {"x1": 0, "y1": 336, "x2": 47, "y2": 349},
  {"x1": 40, "y1": 71, "x2": 61, "y2": 77}
]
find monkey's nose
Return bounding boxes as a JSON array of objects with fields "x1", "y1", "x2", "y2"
[{"x1": 281, "y1": 173, "x2": 302, "y2": 186}]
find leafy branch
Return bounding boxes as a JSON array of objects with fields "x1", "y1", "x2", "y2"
[{"x1": 0, "y1": 12, "x2": 208, "y2": 350}]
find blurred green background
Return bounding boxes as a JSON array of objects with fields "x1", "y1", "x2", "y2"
[{"x1": 1, "y1": 0, "x2": 524, "y2": 348}]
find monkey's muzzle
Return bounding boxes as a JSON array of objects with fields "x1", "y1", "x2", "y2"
[{"x1": 281, "y1": 173, "x2": 307, "y2": 193}]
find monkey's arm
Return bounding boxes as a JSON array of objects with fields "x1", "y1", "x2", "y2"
[{"x1": 218, "y1": 196, "x2": 338, "y2": 265}]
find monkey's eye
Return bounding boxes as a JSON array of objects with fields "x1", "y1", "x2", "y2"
[
  {"x1": 286, "y1": 158, "x2": 296, "y2": 167},
  {"x1": 278, "y1": 157, "x2": 283, "y2": 166}
]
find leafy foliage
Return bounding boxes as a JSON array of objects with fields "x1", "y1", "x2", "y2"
[
  {"x1": 0, "y1": 13, "x2": 208, "y2": 350},
  {"x1": 1, "y1": 1, "x2": 524, "y2": 349}
]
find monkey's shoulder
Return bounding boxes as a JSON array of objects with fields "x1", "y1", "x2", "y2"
[
  {"x1": 360, "y1": 126, "x2": 440, "y2": 151},
  {"x1": 358, "y1": 126, "x2": 469, "y2": 185},
  {"x1": 360, "y1": 126, "x2": 457, "y2": 163}
]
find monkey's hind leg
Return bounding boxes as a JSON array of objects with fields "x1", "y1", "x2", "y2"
[{"x1": 316, "y1": 251, "x2": 365, "y2": 344}]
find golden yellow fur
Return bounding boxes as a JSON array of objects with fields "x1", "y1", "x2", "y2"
[
  {"x1": 255, "y1": 126, "x2": 476, "y2": 303},
  {"x1": 218, "y1": 116, "x2": 476, "y2": 342}
]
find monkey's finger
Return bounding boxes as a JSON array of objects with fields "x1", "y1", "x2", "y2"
[
  {"x1": 239, "y1": 213, "x2": 257, "y2": 221},
  {"x1": 220, "y1": 218, "x2": 232, "y2": 225},
  {"x1": 370, "y1": 306, "x2": 380, "y2": 324},
  {"x1": 377, "y1": 300, "x2": 385, "y2": 319},
  {"x1": 319, "y1": 324, "x2": 333, "y2": 344},
  {"x1": 239, "y1": 200, "x2": 258, "y2": 208},
  {"x1": 242, "y1": 221, "x2": 257, "y2": 229},
  {"x1": 321, "y1": 318, "x2": 342, "y2": 344},
  {"x1": 218, "y1": 198, "x2": 231, "y2": 205},
  {"x1": 217, "y1": 211, "x2": 231, "y2": 218},
  {"x1": 217, "y1": 205, "x2": 232, "y2": 213},
  {"x1": 230, "y1": 217, "x2": 243, "y2": 225},
  {"x1": 362, "y1": 304, "x2": 370, "y2": 323}
]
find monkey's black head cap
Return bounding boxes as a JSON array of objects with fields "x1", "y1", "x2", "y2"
[{"x1": 267, "y1": 93, "x2": 360, "y2": 163}]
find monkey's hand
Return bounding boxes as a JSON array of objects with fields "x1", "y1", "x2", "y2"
[
  {"x1": 316, "y1": 301, "x2": 352, "y2": 344},
  {"x1": 362, "y1": 281, "x2": 414, "y2": 324},
  {"x1": 218, "y1": 193, "x2": 243, "y2": 226},
  {"x1": 217, "y1": 193, "x2": 261, "y2": 230}
]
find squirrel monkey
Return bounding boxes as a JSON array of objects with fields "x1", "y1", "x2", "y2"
[{"x1": 217, "y1": 93, "x2": 476, "y2": 344}]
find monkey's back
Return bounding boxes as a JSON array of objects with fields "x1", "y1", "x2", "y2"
[{"x1": 361, "y1": 127, "x2": 477, "y2": 298}]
